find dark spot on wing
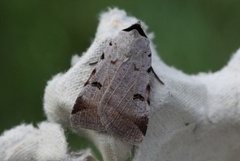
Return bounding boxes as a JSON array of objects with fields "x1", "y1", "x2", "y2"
[
  {"x1": 146, "y1": 84, "x2": 150, "y2": 92},
  {"x1": 92, "y1": 68, "x2": 96, "y2": 75},
  {"x1": 133, "y1": 94, "x2": 145, "y2": 101},
  {"x1": 84, "y1": 68, "x2": 97, "y2": 86},
  {"x1": 109, "y1": 42, "x2": 112, "y2": 46},
  {"x1": 72, "y1": 106, "x2": 79, "y2": 114},
  {"x1": 140, "y1": 126, "x2": 147, "y2": 136},
  {"x1": 148, "y1": 53, "x2": 151, "y2": 57},
  {"x1": 147, "y1": 67, "x2": 152, "y2": 73},
  {"x1": 111, "y1": 59, "x2": 118, "y2": 64},
  {"x1": 137, "y1": 116, "x2": 148, "y2": 136},
  {"x1": 91, "y1": 82, "x2": 102, "y2": 90},
  {"x1": 147, "y1": 98, "x2": 150, "y2": 105},
  {"x1": 146, "y1": 84, "x2": 150, "y2": 105},
  {"x1": 72, "y1": 96, "x2": 86, "y2": 114},
  {"x1": 133, "y1": 63, "x2": 139, "y2": 71},
  {"x1": 101, "y1": 53, "x2": 105, "y2": 59}
]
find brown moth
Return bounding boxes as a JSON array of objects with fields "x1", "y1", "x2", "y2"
[{"x1": 70, "y1": 22, "x2": 162, "y2": 145}]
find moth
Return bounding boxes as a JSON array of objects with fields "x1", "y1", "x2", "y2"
[{"x1": 70, "y1": 22, "x2": 163, "y2": 145}]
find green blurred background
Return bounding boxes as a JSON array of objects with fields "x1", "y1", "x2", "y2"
[{"x1": 1, "y1": 0, "x2": 240, "y2": 159}]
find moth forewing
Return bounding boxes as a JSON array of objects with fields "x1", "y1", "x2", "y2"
[
  {"x1": 98, "y1": 27, "x2": 151, "y2": 144},
  {"x1": 70, "y1": 57, "x2": 108, "y2": 131},
  {"x1": 71, "y1": 22, "x2": 158, "y2": 145}
]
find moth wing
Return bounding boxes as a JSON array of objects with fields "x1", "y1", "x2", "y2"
[
  {"x1": 70, "y1": 59, "x2": 110, "y2": 131},
  {"x1": 98, "y1": 53, "x2": 151, "y2": 144}
]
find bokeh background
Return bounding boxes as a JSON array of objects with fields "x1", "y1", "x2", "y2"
[{"x1": 1, "y1": 0, "x2": 240, "y2": 159}]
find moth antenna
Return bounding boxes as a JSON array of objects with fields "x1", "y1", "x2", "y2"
[{"x1": 151, "y1": 68, "x2": 164, "y2": 84}]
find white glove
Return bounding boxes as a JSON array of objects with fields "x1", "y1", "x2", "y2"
[
  {"x1": 0, "y1": 122, "x2": 97, "y2": 161},
  {"x1": 1, "y1": 8, "x2": 240, "y2": 161}
]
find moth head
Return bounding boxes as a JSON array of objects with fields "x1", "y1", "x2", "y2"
[
  {"x1": 119, "y1": 22, "x2": 149, "y2": 45},
  {"x1": 122, "y1": 21, "x2": 148, "y2": 38},
  {"x1": 107, "y1": 22, "x2": 150, "y2": 59}
]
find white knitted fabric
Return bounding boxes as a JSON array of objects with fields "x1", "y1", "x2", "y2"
[
  {"x1": 0, "y1": 122, "x2": 67, "y2": 161},
  {"x1": 1, "y1": 8, "x2": 240, "y2": 161}
]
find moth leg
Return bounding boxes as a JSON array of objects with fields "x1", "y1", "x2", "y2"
[{"x1": 99, "y1": 107, "x2": 144, "y2": 145}]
